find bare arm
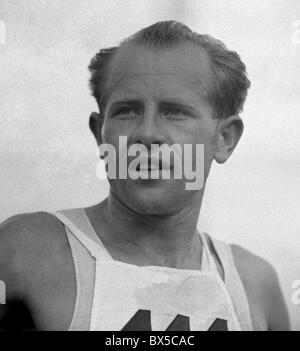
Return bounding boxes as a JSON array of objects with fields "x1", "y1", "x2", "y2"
[
  {"x1": 0, "y1": 211, "x2": 76, "y2": 331},
  {"x1": 232, "y1": 245, "x2": 290, "y2": 331},
  {"x1": 263, "y1": 261, "x2": 290, "y2": 331},
  {"x1": 0, "y1": 214, "x2": 37, "y2": 330}
]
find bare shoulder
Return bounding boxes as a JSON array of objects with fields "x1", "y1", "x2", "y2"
[
  {"x1": 231, "y1": 244, "x2": 277, "y2": 288},
  {"x1": 0, "y1": 211, "x2": 69, "y2": 300},
  {"x1": 231, "y1": 244, "x2": 290, "y2": 331}
]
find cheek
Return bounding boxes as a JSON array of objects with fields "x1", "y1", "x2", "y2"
[
  {"x1": 201, "y1": 132, "x2": 217, "y2": 165},
  {"x1": 102, "y1": 116, "x2": 136, "y2": 144},
  {"x1": 182, "y1": 123, "x2": 217, "y2": 169},
  {"x1": 176, "y1": 120, "x2": 216, "y2": 149},
  {"x1": 102, "y1": 119, "x2": 122, "y2": 145}
]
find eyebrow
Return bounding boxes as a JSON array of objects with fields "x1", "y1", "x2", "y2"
[
  {"x1": 108, "y1": 99, "x2": 144, "y2": 111},
  {"x1": 159, "y1": 100, "x2": 198, "y2": 111},
  {"x1": 108, "y1": 98, "x2": 198, "y2": 111}
]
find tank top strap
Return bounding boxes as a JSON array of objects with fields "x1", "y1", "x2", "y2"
[
  {"x1": 208, "y1": 236, "x2": 254, "y2": 331},
  {"x1": 53, "y1": 208, "x2": 112, "y2": 261},
  {"x1": 64, "y1": 225, "x2": 94, "y2": 330},
  {"x1": 198, "y1": 231, "x2": 221, "y2": 274},
  {"x1": 51, "y1": 208, "x2": 114, "y2": 330}
]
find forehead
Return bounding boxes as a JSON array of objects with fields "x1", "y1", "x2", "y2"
[{"x1": 105, "y1": 43, "x2": 212, "y2": 102}]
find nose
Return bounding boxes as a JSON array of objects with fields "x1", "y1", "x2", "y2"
[{"x1": 131, "y1": 105, "x2": 166, "y2": 148}]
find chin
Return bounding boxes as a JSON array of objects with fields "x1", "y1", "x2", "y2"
[{"x1": 116, "y1": 179, "x2": 186, "y2": 216}]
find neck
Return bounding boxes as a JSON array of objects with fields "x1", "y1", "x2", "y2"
[{"x1": 96, "y1": 191, "x2": 204, "y2": 269}]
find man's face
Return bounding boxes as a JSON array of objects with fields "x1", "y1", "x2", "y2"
[{"x1": 100, "y1": 43, "x2": 220, "y2": 215}]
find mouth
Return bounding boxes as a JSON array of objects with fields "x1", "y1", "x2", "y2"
[
  {"x1": 136, "y1": 159, "x2": 167, "y2": 171},
  {"x1": 134, "y1": 157, "x2": 171, "y2": 172},
  {"x1": 128, "y1": 156, "x2": 173, "y2": 180}
]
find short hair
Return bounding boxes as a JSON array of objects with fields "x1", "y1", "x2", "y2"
[{"x1": 88, "y1": 21, "x2": 251, "y2": 119}]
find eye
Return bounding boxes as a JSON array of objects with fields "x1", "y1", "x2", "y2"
[
  {"x1": 111, "y1": 106, "x2": 141, "y2": 119},
  {"x1": 162, "y1": 106, "x2": 188, "y2": 119}
]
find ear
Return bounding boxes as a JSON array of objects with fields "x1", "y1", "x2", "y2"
[
  {"x1": 214, "y1": 115, "x2": 244, "y2": 164},
  {"x1": 89, "y1": 112, "x2": 104, "y2": 146}
]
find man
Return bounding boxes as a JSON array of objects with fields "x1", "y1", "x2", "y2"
[{"x1": 0, "y1": 21, "x2": 290, "y2": 331}]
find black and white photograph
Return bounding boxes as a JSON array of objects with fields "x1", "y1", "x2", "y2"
[{"x1": 0, "y1": 0, "x2": 299, "y2": 334}]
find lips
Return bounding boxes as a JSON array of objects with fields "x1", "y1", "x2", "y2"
[{"x1": 130, "y1": 156, "x2": 172, "y2": 172}]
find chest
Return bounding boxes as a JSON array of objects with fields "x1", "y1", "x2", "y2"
[{"x1": 25, "y1": 244, "x2": 267, "y2": 331}]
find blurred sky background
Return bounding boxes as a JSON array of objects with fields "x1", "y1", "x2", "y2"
[{"x1": 0, "y1": 0, "x2": 300, "y2": 329}]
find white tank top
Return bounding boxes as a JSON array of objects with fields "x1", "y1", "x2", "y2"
[{"x1": 52, "y1": 208, "x2": 253, "y2": 331}]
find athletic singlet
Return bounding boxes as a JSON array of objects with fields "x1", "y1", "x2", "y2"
[{"x1": 52, "y1": 208, "x2": 253, "y2": 331}]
